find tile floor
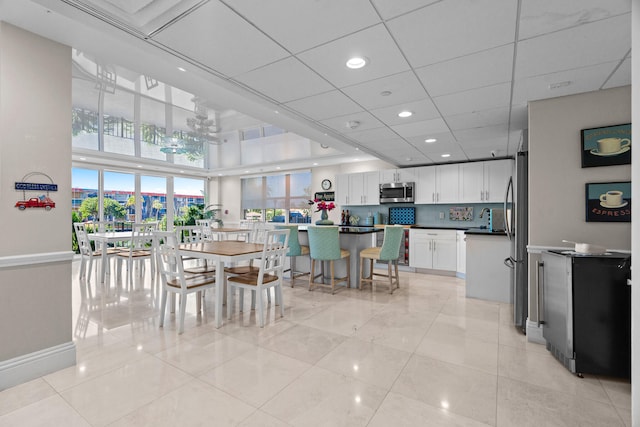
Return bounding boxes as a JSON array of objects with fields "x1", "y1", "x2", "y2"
[{"x1": 0, "y1": 260, "x2": 631, "y2": 426}]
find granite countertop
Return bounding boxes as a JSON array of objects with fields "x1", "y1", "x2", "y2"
[{"x1": 297, "y1": 225, "x2": 383, "y2": 234}]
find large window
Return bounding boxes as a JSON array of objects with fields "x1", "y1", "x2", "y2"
[
  {"x1": 174, "y1": 177, "x2": 205, "y2": 225},
  {"x1": 141, "y1": 175, "x2": 166, "y2": 223},
  {"x1": 241, "y1": 171, "x2": 312, "y2": 223},
  {"x1": 104, "y1": 171, "x2": 134, "y2": 221},
  {"x1": 72, "y1": 168, "x2": 98, "y2": 219}
]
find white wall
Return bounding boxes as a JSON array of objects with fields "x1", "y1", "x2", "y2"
[{"x1": 0, "y1": 23, "x2": 74, "y2": 386}]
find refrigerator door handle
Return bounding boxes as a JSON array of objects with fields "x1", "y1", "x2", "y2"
[
  {"x1": 537, "y1": 260, "x2": 545, "y2": 327},
  {"x1": 504, "y1": 257, "x2": 515, "y2": 268},
  {"x1": 504, "y1": 176, "x2": 514, "y2": 241}
]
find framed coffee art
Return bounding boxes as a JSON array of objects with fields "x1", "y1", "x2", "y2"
[
  {"x1": 581, "y1": 123, "x2": 631, "y2": 167},
  {"x1": 585, "y1": 181, "x2": 631, "y2": 222}
]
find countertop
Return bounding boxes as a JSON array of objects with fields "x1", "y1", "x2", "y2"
[{"x1": 298, "y1": 225, "x2": 383, "y2": 234}]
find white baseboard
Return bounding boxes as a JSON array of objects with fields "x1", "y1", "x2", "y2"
[
  {"x1": 0, "y1": 342, "x2": 76, "y2": 390},
  {"x1": 526, "y1": 319, "x2": 545, "y2": 344}
]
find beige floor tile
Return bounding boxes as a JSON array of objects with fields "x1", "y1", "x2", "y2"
[
  {"x1": 109, "y1": 379, "x2": 256, "y2": 426},
  {"x1": 297, "y1": 305, "x2": 374, "y2": 337},
  {"x1": 497, "y1": 323, "x2": 548, "y2": 354},
  {"x1": 392, "y1": 354, "x2": 498, "y2": 425},
  {"x1": 430, "y1": 312, "x2": 500, "y2": 344},
  {"x1": 496, "y1": 376, "x2": 624, "y2": 427},
  {"x1": 381, "y1": 290, "x2": 451, "y2": 314},
  {"x1": 369, "y1": 392, "x2": 492, "y2": 427},
  {"x1": 0, "y1": 394, "x2": 90, "y2": 427},
  {"x1": 615, "y1": 405, "x2": 632, "y2": 427},
  {"x1": 441, "y1": 297, "x2": 501, "y2": 323},
  {"x1": 0, "y1": 378, "x2": 56, "y2": 417},
  {"x1": 599, "y1": 376, "x2": 632, "y2": 409},
  {"x1": 199, "y1": 346, "x2": 311, "y2": 407},
  {"x1": 259, "y1": 323, "x2": 345, "y2": 364},
  {"x1": 59, "y1": 355, "x2": 192, "y2": 427},
  {"x1": 354, "y1": 308, "x2": 436, "y2": 353},
  {"x1": 261, "y1": 366, "x2": 387, "y2": 426},
  {"x1": 238, "y1": 410, "x2": 290, "y2": 427},
  {"x1": 316, "y1": 337, "x2": 411, "y2": 388},
  {"x1": 498, "y1": 344, "x2": 611, "y2": 404}
]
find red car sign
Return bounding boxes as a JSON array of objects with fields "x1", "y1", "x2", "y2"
[{"x1": 15, "y1": 196, "x2": 55, "y2": 211}]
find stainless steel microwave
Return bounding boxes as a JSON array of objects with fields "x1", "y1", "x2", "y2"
[{"x1": 379, "y1": 182, "x2": 415, "y2": 203}]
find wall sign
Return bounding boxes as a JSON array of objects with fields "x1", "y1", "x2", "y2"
[
  {"x1": 581, "y1": 123, "x2": 631, "y2": 168},
  {"x1": 314, "y1": 191, "x2": 335, "y2": 202},
  {"x1": 14, "y1": 172, "x2": 57, "y2": 211}
]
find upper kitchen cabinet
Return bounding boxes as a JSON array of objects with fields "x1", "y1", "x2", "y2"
[
  {"x1": 380, "y1": 168, "x2": 416, "y2": 183},
  {"x1": 414, "y1": 164, "x2": 459, "y2": 204},
  {"x1": 336, "y1": 171, "x2": 379, "y2": 206},
  {"x1": 459, "y1": 160, "x2": 513, "y2": 203}
]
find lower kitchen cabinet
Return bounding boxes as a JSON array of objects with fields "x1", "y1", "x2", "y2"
[
  {"x1": 409, "y1": 229, "x2": 457, "y2": 272},
  {"x1": 465, "y1": 233, "x2": 511, "y2": 302},
  {"x1": 456, "y1": 230, "x2": 466, "y2": 277}
]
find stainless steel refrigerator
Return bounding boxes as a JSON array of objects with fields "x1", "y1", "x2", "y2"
[{"x1": 504, "y1": 149, "x2": 528, "y2": 333}]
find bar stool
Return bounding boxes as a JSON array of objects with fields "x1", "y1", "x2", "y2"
[
  {"x1": 276, "y1": 225, "x2": 310, "y2": 287},
  {"x1": 307, "y1": 226, "x2": 350, "y2": 294},
  {"x1": 359, "y1": 225, "x2": 404, "y2": 293}
]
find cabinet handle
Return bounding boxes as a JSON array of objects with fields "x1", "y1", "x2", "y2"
[
  {"x1": 480, "y1": 191, "x2": 483, "y2": 201},
  {"x1": 537, "y1": 261, "x2": 545, "y2": 327},
  {"x1": 433, "y1": 241, "x2": 436, "y2": 252},
  {"x1": 485, "y1": 190, "x2": 489, "y2": 200}
]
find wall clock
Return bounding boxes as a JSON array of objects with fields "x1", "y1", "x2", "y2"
[{"x1": 321, "y1": 179, "x2": 332, "y2": 190}]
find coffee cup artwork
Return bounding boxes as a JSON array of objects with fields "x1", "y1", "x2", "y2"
[
  {"x1": 586, "y1": 181, "x2": 631, "y2": 222},
  {"x1": 581, "y1": 124, "x2": 631, "y2": 168}
]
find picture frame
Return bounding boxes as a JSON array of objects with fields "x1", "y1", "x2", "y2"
[
  {"x1": 581, "y1": 123, "x2": 631, "y2": 168},
  {"x1": 314, "y1": 191, "x2": 335, "y2": 202},
  {"x1": 585, "y1": 181, "x2": 631, "y2": 222}
]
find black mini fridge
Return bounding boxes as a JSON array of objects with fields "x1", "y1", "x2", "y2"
[{"x1": 540, "y1": 250, "x2": 631, "y2": 378}]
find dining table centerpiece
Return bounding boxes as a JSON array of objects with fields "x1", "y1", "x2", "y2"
[{"x1": 309, "y1": 198, "x2": 336, "y2": 225}]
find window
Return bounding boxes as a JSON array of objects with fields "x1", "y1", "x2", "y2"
[
  {"x1": 174, "y1": 177, "x2": 205, "y2": 225},
  {"x1": 72, "y1": 168, "x2": 99, "y2": 219},
  {"x1": 141, "y1": 175, "x2": 166, "y2": 223},
  {"x1": 103, "y1": 171, "x2": 134, "y2": 221},
  {"x1": 241, "y1": 171, "x2": 312, "y2": 223},
  {"x1": 263, "y1": 124, "x2": 285, "y2": 137},
  {"x1": 241, "y1": 127, "x2": 261, "y2": 140}
]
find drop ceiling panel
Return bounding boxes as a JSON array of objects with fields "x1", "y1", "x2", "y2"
[
  {"x1": 224, "y1": 0, "x2": 380, "y2": 53},
  {"x1": 518, "y1": 0, "x2": 631, "y2": 40},
  {"x1": 391, "y1": 117, "x2": 450, "y2": 138},
  {"x1": 603, "y1": 57, "x2": 631, "y2": 89},
  {"x1": 509, "y1": 104, "x2": 529, "y2": 131},
  {"x1": 387, "y1": 0, "x2": 517, "y2": 68},
  {"x1": 434, "y1": 82, "x2": 511, "y2": 117},
  {"x1": 320, "y1": 112, "x2": 384, "y2": 134},
  {"x1": 454, "y1": 125, "x2": 509, "y2": 144},
  {"x1": 297, "y1": 24, "x2": 411, "y2": 88},
  {"x1": 233, "y1": 57, "x2": 334, "y2": 103},
  {"x1": 284, "y1": 90, "x2": 363, "y2": 121},
  {"x1": 514, "y1": 15, "x2": 630, "y2": 79},
  {"x1": 347, "y1": 126, "x2": 399, "y2": 144},
  {"x1": 360, "y1": 137, "x2": 405, "y2": 150},
  {"x1": 370, "y1": 99, "x2": 440, "y2": 126},
  {"x1": 512, "y1": 61, "x2": 623, "y2": 105},
  {"x1": 370, "y1": 0, "x2": 439, "y2": 20},
  {"x1": 152, "y1": 1, "x2": 290, "y2": 77},
  {"x1": 415, "y1": 44, "x2": 514, "y2": 97},
  {"x1": 446, "y1": 107, "x2": 510, "y2": 131},
  {"x1": 406, "y1": 131, "x2": 458, "y2": 146},
  {"x1": 341, "y1": 71, "x2": 428, "y2": 110}
]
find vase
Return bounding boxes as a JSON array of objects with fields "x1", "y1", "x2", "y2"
[{"x1": 315, "y1": 209, "x2": 334, "y2": 225}]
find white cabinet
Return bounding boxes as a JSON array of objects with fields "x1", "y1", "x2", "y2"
[
  {"x1": 456, "y1": 230, "x2": 466, "y2": 275},
  {"x1": 459, "y1": 160, "x2": 512, "y2": 203},
  {"x1": 380, "y1": 168, "x2": 416, "y2": 183},
  {"x1": 414, "y1": 165, "x2": 459, "y2": 204},
  {"x1": 409, "y1": 229, "x2": 457, "y2": 271},
  {"x1": 336, "y1": 171, "x2": 379, "y2": 206}
]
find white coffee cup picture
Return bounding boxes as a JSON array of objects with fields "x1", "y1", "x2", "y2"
[
  {"x1": 600, "y1": 190, "x2": 624, "y2": 206},
  {"x1": 597, "y1": 137, "x2": 631, "y2": 154}
]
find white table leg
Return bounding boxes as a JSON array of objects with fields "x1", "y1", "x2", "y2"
[{"x1": 215, "y1": 259, "x2": 224, "y2": 328}]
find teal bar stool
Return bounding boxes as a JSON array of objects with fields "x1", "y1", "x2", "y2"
[
  {"x1": 276, "y1": 225, "x2": 310, "y2": 287},
  {"x1": 359, "y1": 225, "x2": 404, "y2": 293},
  {"x1": 307, "y1": 226, "x2": 350, "y2": 294}
]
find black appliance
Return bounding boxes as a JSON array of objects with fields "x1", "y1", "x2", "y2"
[
  {"x1": 379, "y1": 182, "x2": 414, "y2": 203},
  {"x1": 539, "y1": 250, "x2": 631, "y2": 378}
]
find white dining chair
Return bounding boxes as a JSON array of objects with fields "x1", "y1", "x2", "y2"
[
  {"x1": 153, "y1": 231, "x2": 217, "y2": 334},
  {"x1": 116, "y1": 222, "x2": 157, "y2": 288},
  {"x1": 74, "y1": 222, "x2": 120, "y2": 283},
  {"x1": 226, "y1": 228, "x2": 289, "y2": 327}
]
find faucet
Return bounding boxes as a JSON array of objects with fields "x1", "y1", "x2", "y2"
[{"x1": 479, "y1": 208, "x2": 490, "y2": 218}]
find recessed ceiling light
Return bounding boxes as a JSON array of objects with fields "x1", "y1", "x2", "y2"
[
  {"x1": 380, "y1": 90, "x2": 392, "y2": 96},
  {"x1": 398, "y1": 111, "x2": 413, "y2": 118},
  {"x1": 406, "y1": 157, "x2": 412, "y2": 161},
  {"x1": 244, "y1": 170, "x2": 249, "y2": 173},
  {"x1": 313, "y1": 162, "x2": 318, "y2": 166},
  {"x1": 346, "y1": 56, "x2": 367, "y2": 69},
  {"x1": 276, "y1": 166, "x2": 281, "y2": 170},
  {"x1": 137, "y1": 165, "x2": 142, "y2": 168},
  {"x1": 177, "y1": 67, "x2": 186, "y2": 72},
  {"x1": 425, "y1": 138, "x2": 437, "y2": 143},
  {"x1": 79, "y1": 157, "x2": 86, "y2": 161},
  {"x1": 218, "y1": 173, "x2": 223, "y2": 176},
  {"x1": 441, "y1": 153, "x2": 451, "y2": 158},
  {"x1": 179, "y1": 170, "x2": 185, "y2": 173}
]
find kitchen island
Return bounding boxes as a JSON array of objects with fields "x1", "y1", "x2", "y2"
[
  {"x1": 298, "y1": 226, "x2": 383, "y2": 288},
  {"x1": 464, "y1": 230, "x2": 512, "y2": 303}
]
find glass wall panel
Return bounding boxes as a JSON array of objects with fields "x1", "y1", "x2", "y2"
[
  {"x1": 140, "y1": 96, "x2": 167, "y2": 161},
  {"x1": 103, "y1": 171, "x2": 134, "y2": 222},
  {"x1": 141, "y1": 175, "x2": 167, "y2": 226},
  {"x1": 174, "y1": 177, "x2": 205, "y2": 225},
  {"x1": 72, "y1": 77, "x2": 100, "y2": 151},
  {"x1": 103, "y1": 90, "x2": 135, "y2": 156},
  {"x1": 72, "y1": 168, "x2": 99, "y2": 220}
]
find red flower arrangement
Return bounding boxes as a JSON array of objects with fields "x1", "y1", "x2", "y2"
[{"x1": 308, "y1": 198, "x2": 336, "y2": 212}]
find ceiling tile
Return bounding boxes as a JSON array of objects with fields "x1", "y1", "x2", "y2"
[
  {"x1": 224, "y1": 0, "x2": 380, "y2": 53},
  {"x1": 341, "y1": 71, "x2": 427, "y2": 110},
  {"x1": 415, "y1": 44, "x2": 514, "y2": 97},
  {"x1": 509, "y1": 104, "x2": 528, "y2": 131},
  {"x1": 370, "y1": 0, "x2": 439, "y2": 20},
  {"x1": 320, "y1": 111, "x2": 384, "y2": 134},
  {"x1": 370, "y1": 99, "x2": 440, "y2": 126},
  {"x1": 347, "y1": 126, "x2": 399, "y2": 143},
  {"x1": 454, "y1": 125, "x2": 509, "y2": 144},
  {"x1": 434, "y1": 83, "x2": 512, "y2": 117},
  {"x1": 152, "y1": 1, "x2": 289, "y2": 77},
  {"x1": 391, "y1": 117, "x2": 450, "y2": 138},
  {"x1": 445, "y1": 107, "x2": 510, "y2": 131},
  {"x1": 515, "y1": 14, "x2": 630, "y2": 79},
  {"x1": 233, "y1": 57, "x2": 334, "y2": 103},
  {"x1": 297, "y1": 24, "x2": 411, "y2": 88},
  {"x1": 519, "y1": 0, "x2": 631, "y2": 40},
  {"x1": 512, "y1": 61, "x2": 623, "y2": 105},
  {"x1": 284, "y1": 90, "x2": 363, "y2": 121},
  {"x1": 387, "y1": 0, "x2": 517, "y2": 68},
  {"x1": 405, "y1": 131, "x2": 458, "y2": 146},
  {"x1": 603, "y1": 57, "x2": 631, "y2": 89}
]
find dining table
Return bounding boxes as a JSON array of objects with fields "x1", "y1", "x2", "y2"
[
  {"x1": 210, "y1": 227, "x2": 252, "y2": 241},
  {"x1": 178, "y1": 240, "x2": 264, "y2": 328},
  {"x1": 88, "y1": 230, "x2": 133, "y2": 284}
]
